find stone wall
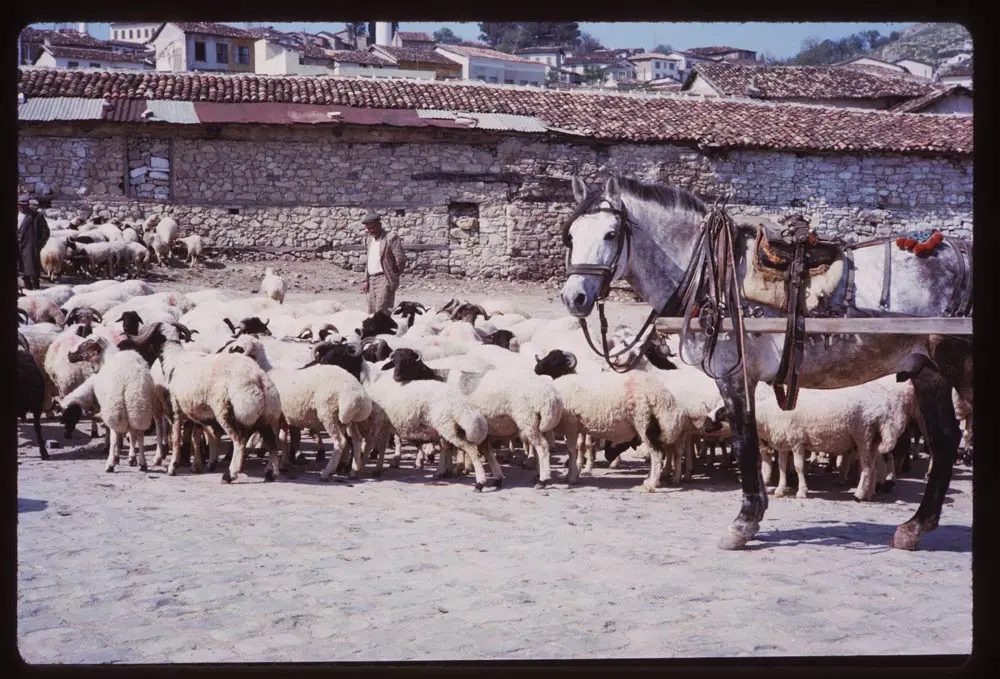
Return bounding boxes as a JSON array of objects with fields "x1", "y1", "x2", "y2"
[{"x1": 18, "y1": 123, "x2": 973, "y2": 280}]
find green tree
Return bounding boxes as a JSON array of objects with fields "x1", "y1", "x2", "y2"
[
  {"x1": 653, "y1": 43, "x2": 674, "y2": 54},
  {"x1": 580, "y1": 65, "x2": 606, "y2": 85},
  {"x1": 433, "y1": 27, "x2": 461, "y2": 44},
  {"x1": 478, "y1": 22, "x2": 581, "y2": 52},
  {"x1": 345, "y1": 21, "x2": 366, "y2": 48}
]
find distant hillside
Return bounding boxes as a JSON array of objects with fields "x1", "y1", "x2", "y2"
[{"x1": 871, "y1": 22, "x2": 972, "y2": 67}]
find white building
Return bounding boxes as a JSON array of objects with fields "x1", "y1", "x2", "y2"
[
  {"x1": 894, "y1": 59, "x2": 934, "y2": 79},
  {"x1": 435, "y1": 44, "x2": 546, "y2": 86},
  {"x1": 149, "y1": 21, "x2": 257, "y2": 73},
  {"x1": 254, "y1": 38, "x2": 434, "y2": 79},
  {"x1": 34, "y1": 45, "x2": 153, "y2": 70},
  {"x1": 514, "y1": 46, "x2": 566, "y2": 76},
  {"x1": 628, "y1": 52, "x2": 683, "y2": 82},
  {"x1": 109, "y1": 22, "x2": 162, "y2": 44}
]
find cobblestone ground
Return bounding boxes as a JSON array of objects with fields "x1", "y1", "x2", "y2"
[{"x1": 16, "y1": 264, "x2": 973, "y2": 664}]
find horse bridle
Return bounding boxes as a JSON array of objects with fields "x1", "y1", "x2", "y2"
[{"x1": 563, "y1": 201, "x2": 661, "y2": 372}]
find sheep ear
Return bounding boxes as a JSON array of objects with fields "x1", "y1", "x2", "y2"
[
  {"x1": 116, "y1": 314, "x2": 127, "y2": 322},
  {"x1": 381, "y1": 358, "x2": 395, "y2": 370},
  {"x1": 223, "y1": 318, "x2": 237, "y2": 335},
  {"x1": 297, "y1": 329, "x2": 312, "y2": 339},
  {"x1": 132, "y1": 312, "x2": 142, "y2": 325},
  {"x1": 416, "y1": 303, "x2": 428, "y2": 312},
  {"x1": 216, "y1": 339, "x2": 235, "y2": 353},
  {"x1": 571, "y1": 176, "x2": 588, "y2": 205},
  {"x1": 474, "y1": 305, "x2": 490, "y2": 320}
]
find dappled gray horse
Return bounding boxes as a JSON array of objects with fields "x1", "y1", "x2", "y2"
[{"x1": 560, "y1": 175, "x2": 972, "y2": 551}]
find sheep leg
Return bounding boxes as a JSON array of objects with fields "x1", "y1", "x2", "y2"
[
  {"x1": 793, "y1": 444, "x2": 809, "y2": 499},
  {"x1": 166, "y1": 409, "x2": 185, "y2": 476},
  {"x1": 90, "y1": 417, "x2": 100, "y2": 439},
  {"x1": 454, "y1": 440, "x2": 489, "y2": 491},
  {"x1": 33, "y1": 410, "x2": 49, "y2": 460},
  {"x1": 106, "y1": 430, "x2": 122, "y2": 473},
  {"x1": 682, "y1": 436, "x2": 695, "y2": 482},
  {"x1": 318, "y1": 426, "x2": 350, "y2": 481},
  {"x1": 582, "y1": 436, "x2": 595, "y2": 475},
  {"x1": 347, "y1": 424, "x2": 366, "y2": 478},
  {"x1": 773, "y1": 449, "x2": 791, "y2": 497},
  {"x1": 433, "y1": 442, "x2": 453, "y2": 479},
  {"x1": 204, "y1": 427, "x2": 225, "y2": 472},
  {"x1": 480, "y1": 441, "x2": 505, "y2": 489},
  {"x1": 389, "y1": 436, "x2": 403, "y2": 469},
  {"x1": 314, "y1": 430, "x2": 326, "y2": 463},
  {"x1": 637, "y1": 442, "x2": 663, "y2": 493},
  {"x1": 669, "y1": 435, "x2": 685, "y2": 486},
  {"x1": 528, "y1": 429, "x2": 554, "y2": 489},
  {"x1": 152, "y1": 416, "x2": 165, "y2": 466},
  {"x1": 564, "y1": 424, "x2": 582, "y2": 485},
  {"x1": 131, "y1": 428, "x2": 148, "y2": 472}
]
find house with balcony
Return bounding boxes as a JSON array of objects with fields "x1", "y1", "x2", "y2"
[
  {"x1": 149, "y1": 21, "x2": 256, "y2": 73},
  {"x1": 434, "y1": 43, "x2": 547, "y2": 86},
  {"x1": 628, "y1": 52, "x2": 683, "y2": 82},
  {"x1": 514, "y1": 46, "x2": 567, "y2": 77}
]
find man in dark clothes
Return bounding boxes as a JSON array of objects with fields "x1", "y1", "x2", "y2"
[{"x1": 18, "y1": 194, "x2": 49, "y2": 290}]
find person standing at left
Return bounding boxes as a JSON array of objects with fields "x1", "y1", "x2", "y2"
[
  {"x1": 360, "y1": 211, "x2": 406, "y2": 314},
  {"x1": 18, "y1": 194, "x2": 49, "y2": 290}
]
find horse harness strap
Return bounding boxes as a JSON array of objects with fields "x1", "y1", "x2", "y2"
[
  {"x1": 943, "y1": 238, "x2": 973, "y2": 317},
  {"x1": 879, "y1": 240, "x2": 892, "y2": 311},
  {"x1": 770, "y1": 221, "x2": 812, "y2": 411}
]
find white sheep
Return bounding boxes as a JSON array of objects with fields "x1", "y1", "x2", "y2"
[
  {"x1": 754, "y1": 376, "x2": 919, "y2": 501},
  {"x1": 172, "y1": 234, "x2": 204, "y2": 266},
  {"x1": 220, "y1": 336, "x2": 373, "y2": 481},
  {"x1": 121, "y1": 226, "x2": 140, "y2": 243},
  {"x1": 143, "y1": 231, "x2": 170, "y2": 267},
  {"x1": 18, "y1": 295, "x2": 66, "y2": 325},
  {"x1": 155, "y1": 328, "x2": 284, "y2": 482},
  {"x1": 24, "y1": 284, "x2": 75, "y2": 308},
  {"x1": 66, "y1": 241, "x2": 122, "y2": 279},
  {"x1": 259, "y1": 267, "x2": 286, "y2": 304},
  {"x1": 65, "y1": 335, "x2": 160, "y2": 472},
  {"x1": 39, "y1": 236, "x2": 71, "y2": 282}
]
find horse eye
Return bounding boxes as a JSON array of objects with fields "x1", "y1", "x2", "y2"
[{"x1": 603, "y1": 231, "x2": 616, "y2": 241}]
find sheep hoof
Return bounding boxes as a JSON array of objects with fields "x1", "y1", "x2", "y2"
[
  {"x1": 167, "y1": 465, "x2": 177, "y2": 476},
  {"x1": 139, "y1": 465, "x2": 148, "y2": 472},
  {"x1": 487, "y1": 477, "x2": 503, "y2": 490},
  {"x1": 40, "y1": 452, "x2": 51, "y2": 461},
  {"x1": 128, "y1": 458, "x2": 138, "y2": 467},
  {"x1": 294, "y1": 453, "x2": 306, "y2": 465},
  {"x1": 318, "y1": 473, "x2": 332, "y2": 482},
  {"x1": 474, "y1": 482, "x2": 484, "y2": 492},
  {"x1": 389, "y1": 459, "x2": 401, "y2": 469},
  {"x1": 879, "y1": 480, "x2": 894, "y2": 494},
  {"x1": 255, "y1": 450, "x2": 266, "y2": 459},
  {"x1": 635, "y1": 483, "x2": 656, "y2": 493},
  {"x1": 221, "y1": 470, "x2": 233, "y2": 484},
  {"x1": 192, "y1": 466, "x2": 203, "y2": 474},
  {"x1": 773, "y1": 487, "x2": 790, "y2": 498},
  {"x1": 264, "y1": 469, "x2": 276, "y2": 482},
  {"x1": 533, "y1": 478, "x2": 550, "y2": 490},
  {"x1": 105, "y1": 465, "x2": 115, "y2": 473}
]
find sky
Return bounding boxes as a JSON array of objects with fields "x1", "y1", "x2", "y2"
[{"x1": 28, "y1": 21, "x2": 915, "y2": 59}]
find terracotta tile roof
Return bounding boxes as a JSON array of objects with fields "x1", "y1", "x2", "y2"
[
  {"x1": 396, "y1": 32, "x2": 433, "y2": 42},
  {"x1": 41, "y1": 45, "x2": 151, "y2": 64},
  {"x1": 890, "y1": 85, "x2": 972, "y2": 113},
  {"x1": 629, "y1": 52, "x2": 679, "y2": 61},
  {"x1": 326, "y1": 50, "x2": 394, "y2": 66},
  {"x1": 689, "y1": 61, "x2": 935, "y2": 100},
  {"x1": 172, "y1": 22, "x2": 255, "y2": 39},
  {"x1": 46, "y1": 29, "x2": 111, "y2": 49},
  {"x1": 515, "y1": 46, "x2": 566, "y2": 55},
  {"x1": 436, "y1": 44, "x2": 540, "y2": 64},
  {"x1": 685, "y1": 45, "x2": 755, "y2": 57},
  {"x1": 564, "y1": 53, "x2": 620, "y2": 66},
  {"x1": 19, "y1": 28, "x2": 51, "y2": 44},
  {"x1": 17, "y1": 68, "x2": 972, "y2": 155},
  {"x1": 835, "y1": 55, "x2": 907, "y2": 72},
  {"x1": 374, "y1": 46, "x2": 457, "y2": 67}
]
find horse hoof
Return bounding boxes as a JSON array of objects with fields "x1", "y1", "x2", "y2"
[
  {"x1": 474, "y1": 483, "x2": 484, "y2": 492},
  {"x1": 795, "y1": 491, "x2": 808, "y2": 500},
  {"x1": 264, "y1": 469, "x2": 276, "y2": 482},
  {"x1": 890, "y1": 522, "x2": 921, "y2": 551},
  {"x1": 139, "y1": 465, "x2": 147, "y2": 472},
  {"x1": 717, "y1": 522, "x2": 758, "y2": 551},
  {"x1": 221, "y1": 470, "x2": 233, "y2": 484}
]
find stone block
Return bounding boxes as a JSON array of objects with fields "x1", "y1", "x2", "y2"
[
  {"x1": 149, "y1": 171, "x2": 169, "y2": 180},
  {"x1": 149, "y1": 156, "x2": 169, "y2": 170}
]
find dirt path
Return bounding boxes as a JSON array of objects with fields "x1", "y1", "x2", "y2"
[{"x1": 17, "y1": 259, "x2": 972, "y2": 663}]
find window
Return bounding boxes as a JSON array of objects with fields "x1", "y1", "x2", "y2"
[
  {"x1": 89, "y1": 62, "x2": 101, "y2": 68},
  {"x1": 216, "y1": 43, "x2": 229, "y2": 64},
  {"x1": 236, "y1": 45, "x2": 250, "y2": 64},
  {"x1": 194, "y1": 41, "x2": 206, "y2": 61},
  {"x1": 67, "y1": 61, "x2": 79, "y2": 68},
  {"x1": 655, "y1": 60, "x2": 660, "y2": 69},
  {"x1": 477, "y1": 75, "x2": 486, "y2": 81},
  {"x1": 112, "y1": 30, "x2": 118, "y2": 39},
  {"x1": 145, "y1": 28, "x2": 151, "y2": 37},
  {"x1": 519, "y1": 80, "x2": 528, "y2": 85},
  {"x1": 504, "y1": 78, "x2": 513, "y2": 84},
  {"x1": 489, "y1": 76, "x2": 498, "y2": 83}
]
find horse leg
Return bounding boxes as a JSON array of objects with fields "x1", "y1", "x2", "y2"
[
  {"x1": 715, "y1": 373, "x2": 767, "y2": 550},
  {"x1": 33, "y1": 410, "x2": 49, "y2": 460}
]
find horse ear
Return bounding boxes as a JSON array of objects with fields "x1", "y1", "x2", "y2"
[
  {"x1": 604, "y1": 177, "x2": 622, "y2": 206},
  {"x1": 571, "y1": 176, "x2": 588, "y2": 205}
]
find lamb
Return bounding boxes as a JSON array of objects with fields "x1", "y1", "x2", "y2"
[
  {"x1": 39, "y1": 236, "x2": 71, "y2": 282},
  {"x1": 121, "y1": 226, "x2": 140, "y2": 243},
  {"x1": 143, "y1": 231, "x2": 170, "y2": 267},
  {"x1": 534, "y1": 349, "x2": 685, "y2": 490},
  {"x1": 64, "y1": 335, "x2": 160, "y2": 472},
  {"x1": 141, "y1": 323, "x2": 284, "y2": 482},
  {"x1": 259, "y1": 267, "x2": 286, "y2": 304},
  {"x1": 65, "y1": 241, "x2": 124, "y2": 279},
  {"x1": 172, "y1": 234, "x2": 204, "y2": 266},
  {"x1": 219, "y1": 336, "x2": 373, "y2": 481},
  {"x1": 119, "y1": 241, "x2": 151, "y2": 277},
  {"x1": 754, "y1": 376, "x2": 920, "y2": 501}
]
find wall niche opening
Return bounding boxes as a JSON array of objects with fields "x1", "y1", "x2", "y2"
[{"x1": 448, "y1": 201, "x2": 480, "y2": 239}]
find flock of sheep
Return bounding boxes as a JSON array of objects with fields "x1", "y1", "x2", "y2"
[
  {"x1": 16, "y1": 257, "x2": 975, "y2": 498},
  {"x1": 37, "y1": 212, "x2": 203, "y2": 282}
]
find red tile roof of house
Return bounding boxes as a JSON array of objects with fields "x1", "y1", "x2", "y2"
[
  {"x1": 890, "y1": 85, "x2": 972, "y2": 113},
  {"x1": 374, "y1": 46, "x2": 458, "y2": 66},
  {"x1": 16, "y1": 68, "x2": 972, "y2": 155},
  {"x1": 515, "y1": 46, "x2": 567, "y2": 55},
  {"x1": 629, "y1": 52, "x2": 680, "y2": 61},
  {"x1": 172, "y1": 22, "x2": 255, "y2": 39},
  {"x1": 688, "y1": 61, "x2": 935, "y2": 100},
  {"x1": 436, "y1": 44, "x2": 540, "y2": 64},
  {"x1": 41, "y1": 45, "x2": 151, "y2": 64},
  {"x1": 326, "y1": 50, "x2": 394, "y2": 66},
  {"x1": 396, "y1": 32, "x2": 433, "y2": 42}
]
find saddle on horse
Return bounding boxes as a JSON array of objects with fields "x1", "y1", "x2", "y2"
[{"x1": 756, "y1": 216, "x2": 842, "y2": 273}]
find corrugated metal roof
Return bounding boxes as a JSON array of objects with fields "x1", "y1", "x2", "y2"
[
  {"x1": 18, "y1": 97, "x2": 103, "y2": 121},
  {"x1": 416, "y1": 109, "x2": 548, "y2": 132},
  {"x1": 101, "y1": 97, "x2": 147, "y2": 123},
  {"x1": 145, "y1": 100, "x2": 200, "y2": 124},
  {"x1": 194, "y1": 102, "x2": 466, "y2": 130}
]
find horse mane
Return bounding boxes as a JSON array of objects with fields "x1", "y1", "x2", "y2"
[{"x1": 561, "y1": 175, "x2": 708, "y2": 246}]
